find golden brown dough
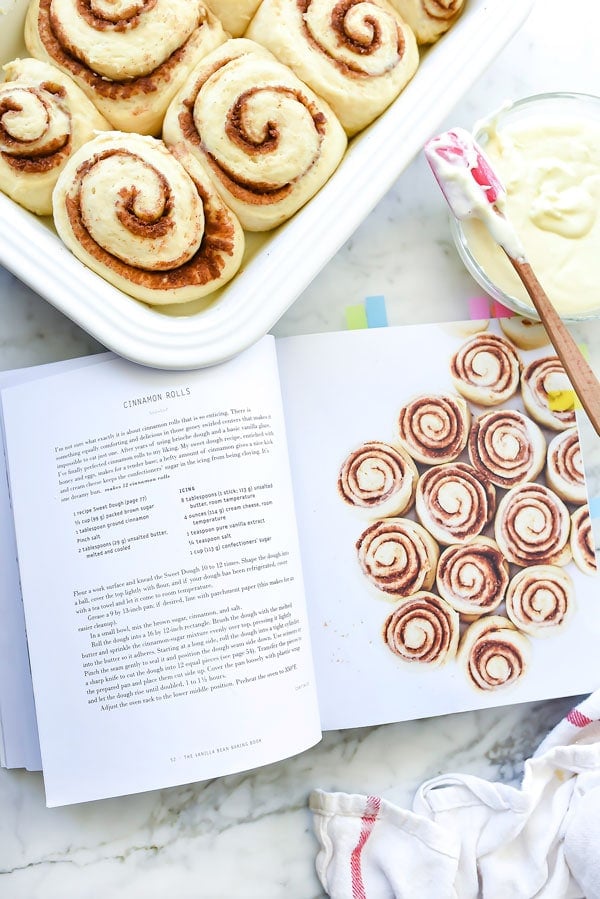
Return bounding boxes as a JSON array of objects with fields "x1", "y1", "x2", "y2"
[
  {"x1": 337, "y1": 441, "x2": 418, "y2": 518},
  {"x1": 382, "y1": 592, "x2": 459, "y2": 666}
]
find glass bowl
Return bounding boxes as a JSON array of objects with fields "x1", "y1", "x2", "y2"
[{"x1": 450, "y1": 91, "x2": 600, "y2": 322}]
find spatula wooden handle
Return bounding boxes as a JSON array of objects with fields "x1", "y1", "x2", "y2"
[{"x1": 508, "y1": 256, "x2": 600, "y2": 436}]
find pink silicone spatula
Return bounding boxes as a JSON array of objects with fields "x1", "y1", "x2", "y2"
[{"x1": 424, "y1": 127, "x2": 600, "y2": 437}]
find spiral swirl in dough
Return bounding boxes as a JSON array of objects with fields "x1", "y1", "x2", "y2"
[
  {"x1": 468, "y1": 408, "x2": 546, "y2": 489},
  {"x1": 163, "y1": 39, "x2": 347, "y2": 231},
  {"x1": 245, "y1": 0, "x2": 419, "y2": 136},
  {"x1": 382, "y1": 592, "x2": 458, "y2": 665},
  {"x1": 570, "y1": 505, "x2": 598, "y2": 576},
  {"x1": 494, "y1": 483, "x2": 571, "y2": 567},
  {"x1": 0, "y1": 57, "x2": 110, "y2": 215},
  {"x1": 521, "y1": 356, "x2": 576, "y2": 431},
  {"x1": 338, "y1": 441, "x2": 418, "y2": 517},
  {"x1": 436, "y1": 537, "x2": 509, "y2": 620},
  {"x1": 356, "y1": 517, "x2": 439, "y2": 598},
  {"x1": 459, "y1": 616, "x2": 530, "y2": 691},
  {"x1": 546, "y1": 428, "x2": 587, "y2": 505},
  {"x1": 397, "y1": 394, "x2": 470, "y2": 465},
  {"x1": 506, "y1": 565, "x2": 575, "y2": 637},
  {"x1": 24, "y1": 0, "x2": 227, "y2": 134},
  {"x1": 450, "y1": 332, "x2": 521, "y2": 406},
  {"x1": 415, "y1": 462, "x2": 496, "y2": 545},
  {"x1": 52, "y1": 132, "x2": 244, "y2": 305},
  {"x1": 388, "y1": 0, "x2": 465, "y2": 44}
]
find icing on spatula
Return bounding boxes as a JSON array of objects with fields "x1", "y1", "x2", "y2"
[{"x1": 424, "y1": 127, "x2": 600, "y2": 437}]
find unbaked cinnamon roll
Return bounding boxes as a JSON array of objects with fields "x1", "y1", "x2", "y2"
[
  {"x1": 570, "y1": 505, "x2": 598, "y2": 576},
  {"x1": 397, "y1": 394, "x2": 470, "y2": 465},
  {"x1": 338, "y1": 441, "x2": 418, "y2": 517},
  {"x1": 459, "y1": 616, "x2": 530, "y2": 691},
  {"x1": 356, "y1": 517, "x2": 439, "y2": 598},
  {"x1": 499, "y1": 316, "x2": 550, "y2": 351},
  {"x1": 521, "y1": 356, "x2": 576, "y2": 431},
  {"x1": 388, "y1": 0, "x2": 465, "y2": 44},
  {"x1": 506, "y1": 565, "x2": 575, "y2": 637},
  {"x1": 436, "y1": 537, "x2": 509, "y2": 620},
  {"x1": 206, "y1": 0, "x2": 263, "y2": 36},
  {"x1": 546, "y1": 428, "x2": 587, "y2": 505},
  {"x1": 382, "y1": 592, "x2": 458, "y2": 665},
  {"x1": 24, "y1": 0, "x2": 227, "y2": 135},
  {"x1": 162, "y1": 39, "x2": 347, "y2": 231},
  {"x1": 468, "y1": 409, "x2": 546, "y2": 489},
  {"x1": 0, "y1": 57, "x2": 110, "y2": 215},
  {"x1": 245, "y1": 0, "x2": 419, "y2": 136},
  {"x1": 450, "y1": 332, "x2": 521, "y2": 406},
  {"x1": 415, "y1": 462, "x2": 496, "y2": 545},
  {"x1": 494, "y1": 483, "x2": 571, "y2": 567},
  {"x1": 52, "y1": 132, "x2": 244, "y2": 305}
]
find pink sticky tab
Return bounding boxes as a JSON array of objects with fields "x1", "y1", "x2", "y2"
[
  {"x1": 492, "y1": 300, "x2": 514, "y2": 319},
  {"x1": 468, "y1": 296, "x2": 491, "y2": 320}
]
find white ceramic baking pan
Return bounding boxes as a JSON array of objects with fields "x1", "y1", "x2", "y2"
[{"x1": 0, "y1": 0, "x2": 534, "y2": 369}]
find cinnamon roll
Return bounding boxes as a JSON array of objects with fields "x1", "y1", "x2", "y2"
[
  {"x1": 450, "y1": 332, "x2": 521, "y2": 406},
  {"x1": 356, "y1": 517, "x2": 439, "y2": 598},
  {"x1": 388, "y1": 0, "x2": 465, "y2": 44},
  {"x1": 506, "y1": 565, "x2": 575, "y2": 637},
  {"x1": 468, "y1": 409, "x2": 546, "y2": 489},
  {"x1": 546, "y1": 428, "x2": 587, "y2": 505},
  {"x1": 570, "y1": 505, "x2": 598, "y2": 576},
  {"x1": 415, "y1": 462, "x2": 496, "y2": 545},
  {"x1": 245, "y1": 0, "x2": 419, "y2": 136},
  {"x1": 338, "y1": 441, "x2": 418, "y2": 517},
  {"x1": 499, "y1": 316, "x2": 550, "y2": 351},
  {"x1": 162, "y1": 39, "x2": 347, "y2": 231},
  {"x1": 382, "y1": 592, "x2": 458, "y2": 666},
  {"x1": 52, "y1": 132, "x2": 245, "y2": 305},
  {"x1": 206, "y1": 0, "x2": 263, "y2": 36},
  {"x1": 436, "y1": 537, "x2": 509, "y2": 620},
  {"x1": 0, "y1": 57, "x2": 110, "y2": 215},
  {"x1": 494, "y1": 483, "x2": 572, "y2": 568},
  {"x1": 397, "y1": 394, "x2": 470, "y2": 465},
  {"x1": 521, "y1": 356, "x2": 576, "y2": 431},
  {"x1": 24, "y1": 0, "x2": 227, "y2": 135},
  {"x1": 459, "y1": 616, "x2": 530, "y2": 691}
]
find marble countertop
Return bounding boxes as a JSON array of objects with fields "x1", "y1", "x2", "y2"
[{"x1": 1, "y1": 1, "x2": 599, "y2": 896}]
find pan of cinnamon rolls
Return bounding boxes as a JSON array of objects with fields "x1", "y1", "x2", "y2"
[{"x1": 337, "y1": 320, "x2": 597, "y2": 690}]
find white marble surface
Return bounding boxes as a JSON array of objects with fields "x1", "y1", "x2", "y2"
[{"x1": 1, "y1": 1, "x2": 600, "y2": 896}]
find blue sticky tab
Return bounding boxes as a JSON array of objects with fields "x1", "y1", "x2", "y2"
[
  {"x1": 365, "y1": 295, "x2": 388, "y2": 328},
  {"x1": 588, "y1": 496, "x2": 600, "y2": 520}
]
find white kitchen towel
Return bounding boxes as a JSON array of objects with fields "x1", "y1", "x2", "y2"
[{"x1": 310, "y1": 691, "x2": 600, "y2": 899}]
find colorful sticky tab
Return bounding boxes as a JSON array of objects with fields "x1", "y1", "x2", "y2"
[
  {"x1": 579, "y1": 343, "x2": 590, "y2": 360},
  {"x1": 468, "y1": 296, "x2": 491, "y2": 320},
  {"x1": 547, "y1": 390, "x2": 576, "y2": 412},
  {"x1": 365, "y1": 295, "x2": 388, "y2": 328},
  {"x1": 491, "y1": 300, "x2": 514, "y2": 318},
  {"x1": 588, "y1": 496, "x2": 600, "y2": 520},
  {"x1": 345, "y1": 304, "x2": 368, "y2": 330}
]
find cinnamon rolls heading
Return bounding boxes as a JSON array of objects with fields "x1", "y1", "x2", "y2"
[
  {"x1": 246, "y1": 0, "x2": 419, "y2": 136},
  {"x1": 24, "y1": 0, "x2": 227, "y2": 135},
  {"x1": 338, "y1": 441, "x2": 418, "y2": 517},
  {"x1": 52, "y1": 132, "x2": 244, "y2": 305},
  {"x1": 162, "y1": 39, "x2": 348, "y2": 231},
  {"x1": 0, "y1": 57, "x2": 110, "y2": 215}
]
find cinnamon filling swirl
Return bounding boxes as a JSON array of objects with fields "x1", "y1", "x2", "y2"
[
  {"x1": 521, "y1": 356, "x2": 576, "y2": 431},
  {"x1": 546, "y1": 428, "x2": 586, "y2": 504},
  {"x1": 460, "y1": 616, "x2": 530, "y2": 691},
  {"x1": 338, "y1": 441, "x2": 417, "y2": 516},
  {"x1": 495, "y1": 483, "x2": 571, "y2": 567},
  {"x1": 436, "y1": 538, "x2": 509, "y2": 618},
  {"x1": 450, "y1": 332, "x2": 521, "y2": 406},
  {"x1": 570, "y1": 505, "x2": 598, "y2": 576},
  {"x1": 415, "y1": 462, "x2": 495, "y2": 545},
  {"x1": 356, "y1": 518, "x2": 439, "y2": 597},
  {"x1": 468, "y1": 409, "x2": 546, "y2": 488},
  {"x1": 506, "y1": 565, "x2": 574, "y2": 636},
  {"x1": 383, "y1": 592, "x2": 458, "y2": 665},
  {"x1": 0, "y1": 84, "x2": 70, "y2": 172},
  {"x1": 397, "y1": 394, "x2": 470, "y2": 464}
]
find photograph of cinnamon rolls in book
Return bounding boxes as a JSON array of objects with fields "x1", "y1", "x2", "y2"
[{"x1": 337, "y1": 319, "x2": 597, "y2": 690}]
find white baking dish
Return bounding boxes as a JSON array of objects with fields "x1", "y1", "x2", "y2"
[{"x1": 0, "y1": 0, "x2": 534, "y2": 369}]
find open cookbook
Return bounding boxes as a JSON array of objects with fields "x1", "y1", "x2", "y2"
[{"x1": 1, "y1": 320, "x2": 598, "y2": 806}]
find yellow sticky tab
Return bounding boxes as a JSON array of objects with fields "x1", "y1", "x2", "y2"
[
  {"x1": 579, "y1": 343, "x2": 590, "y2": 360},
  {"x1": 547, "y1": 389, "x2": 576, "y2": 412},
  {"x1": 345, "y1": 305, "x2": 368, "y2": 330}
]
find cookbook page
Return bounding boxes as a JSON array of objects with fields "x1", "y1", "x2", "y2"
[
  {"x1": 1, "y1": 336, "x2": 319, "y2": 806},
  {"x1": 276, "y1": 322, "x2": 599, "y2": 731}
]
